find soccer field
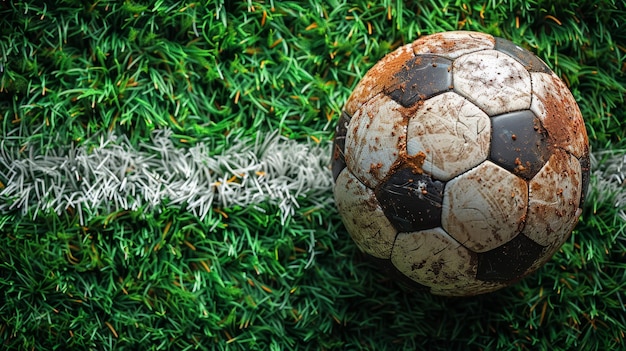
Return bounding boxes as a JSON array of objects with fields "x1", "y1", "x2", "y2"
[{"x1": 1, "y1": 1, "x2": 625, "y2": 350}]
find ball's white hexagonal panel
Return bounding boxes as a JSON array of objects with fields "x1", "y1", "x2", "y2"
[
  {"x1": 334, "y1": 168, "x2": 398, "y2": 259},
  {"x1": 344, "y1": 94, "x2": 407, "y2": 188},
  {"x1": 391, "y1": 228, "x2": 502, "y2": 296},
  {"x1": 442, "y1": 161, "x2": 528, "y2": 253},
  {"x1": 344, "y1": 44, "x2": 415, "y2": 116},
  {"x1": 391, "y1": 228, "x2": 475, "y2": 287},
  {"x1": 524, "y1": 208, "x2": 582, "y2": 275},
  {"x1": 412, "y1": 31, "x2": 495, "y2": 59},
  {"x1": 522, "y1": 149, "x2": 582, "y2": 247},
  {"x1": 530, "y1": 72, "x2": 589, "y2": 158},
  {"x1": 453, "y1": 50, "x2": 532, "y2": 116},
  {"x1": 406, "y1": 92, "x2": 491, "y2": 181}
]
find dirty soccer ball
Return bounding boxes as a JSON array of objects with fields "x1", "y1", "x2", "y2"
[{"x1": 332, "y1": 31, "x2": 590, "y2": 296}]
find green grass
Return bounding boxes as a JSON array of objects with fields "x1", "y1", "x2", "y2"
[{"x1": 1, "y1": 0, "x2": 626, "y2": 350}]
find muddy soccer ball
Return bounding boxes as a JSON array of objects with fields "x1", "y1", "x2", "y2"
[{"x1": 332, "y1": 31, "x2": 590, "y2": 296}]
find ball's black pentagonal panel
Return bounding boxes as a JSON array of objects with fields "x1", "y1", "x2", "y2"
[
  {"x1": 332, "y1": 111, "x2": 351, "y2": 181},
  {"x1": 385, "y1": 54, "x2": 453, "y2": 108},
  {"x1": 374, "y1": 167, "x2": 444, "y2": 233},
  {"x1": 489, "y1": 110, "x2": 551, "y2": 180},
  {"x1": 476, "y1": 234, "x2": 545, "y2": 282},
  {"x1": 494, "y1": 37, "x2": 552, "y2": 73}
]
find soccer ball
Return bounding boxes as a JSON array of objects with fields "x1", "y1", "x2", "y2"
[{"x1": 332, "y1": 31, "x2": 590, "y2": 296}]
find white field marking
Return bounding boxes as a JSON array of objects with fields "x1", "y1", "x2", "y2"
[
  {"x1": 0, "y1": 129, "x2": 333, "y2": 225},
  {"x1": 590, "y1": 150, "x2": 626, "y2": 222}
]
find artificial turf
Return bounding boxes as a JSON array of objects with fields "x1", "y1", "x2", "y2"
[{"x1": 1, "y1": 0, "x2": 626, "y2": 350}]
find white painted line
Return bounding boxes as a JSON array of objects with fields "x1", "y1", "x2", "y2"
[{"x1": 0, "y1": 129, "x2": 333, "y2": 225}]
